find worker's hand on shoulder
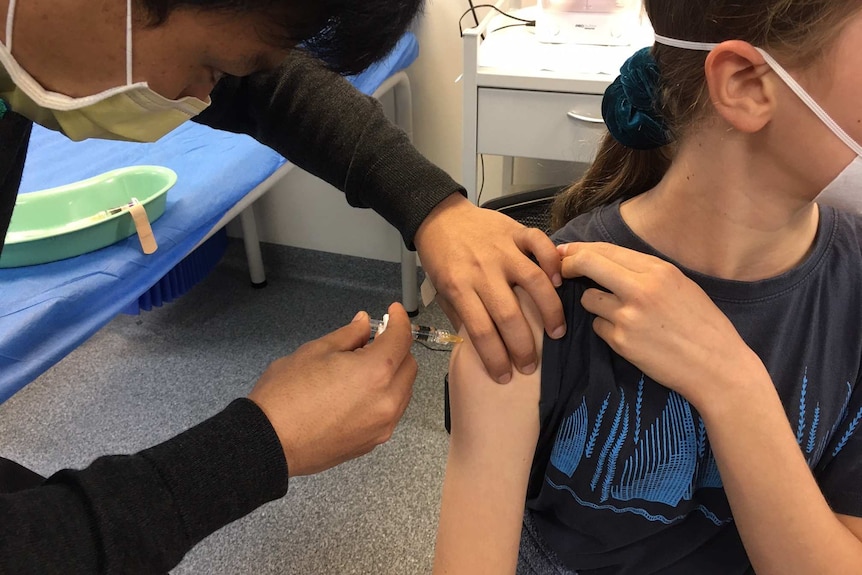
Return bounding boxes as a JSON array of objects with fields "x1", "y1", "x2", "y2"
[
  {"x1": 414, "y1": 193, "x2": 566, "y2": 385},
  {"x1": 248, "y1": 303, "x2": 417, "y2": 477}
]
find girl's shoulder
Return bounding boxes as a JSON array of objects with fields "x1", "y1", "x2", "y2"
[
  {"x1": 549, "y1": 203, "x2": 612, "y2": 247},
  {"x1": 821, "y1": 205, "x2": 862, "y2": 269},
  {"x1": 830, "y1": 204, "x2": 862, "y2": 238}
]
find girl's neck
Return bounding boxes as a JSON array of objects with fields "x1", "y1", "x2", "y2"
[{"x1": 619, "y1": 130, "x2": 821, "y2": 282}]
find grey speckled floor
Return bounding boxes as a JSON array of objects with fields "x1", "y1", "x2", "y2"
[{"x1": 0, "y1": 240, "x2": 454, "y2": 574}]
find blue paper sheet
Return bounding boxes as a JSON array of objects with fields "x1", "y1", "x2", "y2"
[{"x1": 0, "y1": 33, "x2": 419, "y2": 403}]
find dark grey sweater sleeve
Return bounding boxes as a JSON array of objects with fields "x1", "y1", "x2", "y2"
[
  {"x1": 0, "y1": 399, "x2": 288, "y2": 574},
  {"x1": 194, "y1": 50, "x2": 465, "y2": 249}
]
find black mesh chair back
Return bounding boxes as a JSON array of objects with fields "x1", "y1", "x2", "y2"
[{"x1": 479, "y1": 186, "x2": 564, "y2": 235}]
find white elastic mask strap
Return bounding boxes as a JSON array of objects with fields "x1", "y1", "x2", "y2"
[
  {"x1": 758, "y1": 51, "x2": 862, "y2": 157},
  {"x1": 6, "y1": 0, "x2": 134, "y2": 87},
  {"x1": 6, "y1": 0, "x2": 16, "y2": 51},
  {"x1": 653, "y1": 34, "x2": 717, "y2": 52},
  {"x1": 653, "y1": 33, "x2": 862, "y2": 158},
  {"x1": 126, "y1": 0, "x2": 133, "y2": 86}
]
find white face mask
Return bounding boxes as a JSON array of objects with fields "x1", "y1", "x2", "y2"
[
  {"x1": 0, "y1": 0, "x2": 210, "y2": 142},
  {"x1": 654, "y1": 33, "x2": 862, "y2": 215}
]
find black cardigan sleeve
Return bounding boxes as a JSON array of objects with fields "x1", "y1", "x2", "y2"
[
  {"x1": 0, "y1": 399, "x2": 288, "y2": 574},
  {"x1": 0, "y1": 120, "x2": 287, "y2": 572},
  {"x1": 193, "y1": 49, "x2": 466, "y2": 249}
]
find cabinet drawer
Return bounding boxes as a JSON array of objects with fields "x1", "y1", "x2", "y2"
[{"x1": 477, "y1": 88, "x2": 606, "y2": 163}]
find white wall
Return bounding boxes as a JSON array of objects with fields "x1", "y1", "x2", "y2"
[
  {"x1": 234, "y1": 89, "x2": 404, "y2": 263},
  {"x1": 408, "y1": 0, "x2": 467, "y2": 190},
  {"x1": 240, "y1": 0, "x2": 581, "y2": 262}
]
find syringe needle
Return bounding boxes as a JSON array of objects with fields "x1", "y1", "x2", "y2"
[{"x1": 368, "y1": 317, "x2": 462, "y2": 345}]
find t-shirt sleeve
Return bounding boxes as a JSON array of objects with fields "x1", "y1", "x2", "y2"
[
  {"x1": 539, "y1": 220, "x2": 603, "y2": 423},
  {"x1": 815, "y1": 383, "x2": 862, "y2": 518},
  {"x1": 527, "y1": 215, "x2": 604, "y2": 498},
  {"x1": 528, "y1": 277, "x2": 591, "y2": 500}
]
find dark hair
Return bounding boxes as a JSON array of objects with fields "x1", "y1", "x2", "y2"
[
  {"x1": 138, "y1": 0, "x2": 424, "y2": 75},
  {"x1": 550, "y1": 0, "x2": 862, "y2": 231}
]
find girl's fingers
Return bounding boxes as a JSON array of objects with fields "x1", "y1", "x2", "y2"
[
  {"x1": 560, "y1": 245, "x2": 642, "y2": 298},
  {"x1": 580, "y1": 287, "x2": 621, "y2": 319},
  {"x1": 558, "y1": 242, "x2": 654, "y2": 272}
]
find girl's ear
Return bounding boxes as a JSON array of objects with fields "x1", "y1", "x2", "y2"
[{"x1": 705, "y1": 40, "x2": 777, "y2": 133}]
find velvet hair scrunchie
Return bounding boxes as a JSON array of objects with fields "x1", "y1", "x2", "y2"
[{"x1": 602, "y1": 47, "x2": 670, "y2": 150}]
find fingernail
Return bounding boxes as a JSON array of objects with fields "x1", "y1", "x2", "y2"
[
  {"x1": 553, "y1": 273, "x2": 562, "y2": 287},
  {"x1": 353, "y1": 311, "x2": 367, "y2": 323},
  {"x1": 522, "y1": 362, "x2": 537, "y2": 375},
  {"x1": 497, "y1": 373, "x2": 512, "y2": 384},
  {"x1": 552, "y1": 325, "x2": 566, "y2": 339}
]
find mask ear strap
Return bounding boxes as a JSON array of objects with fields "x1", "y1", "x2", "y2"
[
  {"x1": 126, "y1": 0, "x2": 133, "y2": 85},
  {"x1": 6, "y1": 0, "x2": 16, "y2": 51},
  {"x1": 756, "y1": 49, "x2": 862, "y2": 157},
  {"x1": 654, "y1": 33, "x2": 862, "y2": 158},
  {"x1": 653, "y1": 34, "x2": 718, "y2": 52}
]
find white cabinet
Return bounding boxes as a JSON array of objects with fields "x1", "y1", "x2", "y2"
[
  {"x1": 462, "y1": 0, "x2": 647, "y2": 203},
  {"x1": 477, "y1": 88, "x2": 606, "y2": 163}
]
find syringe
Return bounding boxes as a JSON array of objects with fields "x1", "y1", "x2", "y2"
[{"x1": 369, "y1": 315, "x2": 463, "y2": 345}]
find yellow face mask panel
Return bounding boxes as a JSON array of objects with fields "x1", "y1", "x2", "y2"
[{"x1": 0, "y1": 0, "x2": 210, "y2": 142}]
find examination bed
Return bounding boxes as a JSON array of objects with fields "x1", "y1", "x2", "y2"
[{"x1": 0, "y1": 33, "x2": 420, "y2": 403}]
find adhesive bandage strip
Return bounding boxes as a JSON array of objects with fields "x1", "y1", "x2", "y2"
[{"x1": 127, "y1": 198, "x2": 157, "y2": 254}]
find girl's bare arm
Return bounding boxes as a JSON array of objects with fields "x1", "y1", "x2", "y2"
[{"x1": 432, "y1": 287, "x2": 544, "y2": 575}]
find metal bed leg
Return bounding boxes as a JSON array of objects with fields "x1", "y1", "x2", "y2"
[{"x1": 239, "y1": 205, "x2": 267, "y2": 288}]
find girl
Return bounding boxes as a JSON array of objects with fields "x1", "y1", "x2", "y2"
[{"x1": 433, "y1": 1, "x2": 862, "y2": 573}]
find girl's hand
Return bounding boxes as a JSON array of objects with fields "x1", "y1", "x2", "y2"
[{"x1": 559, "y1": 242, "x2": 765, "y2": 406}]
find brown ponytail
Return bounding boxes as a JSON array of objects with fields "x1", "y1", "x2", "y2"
[{"x1": 550, "y1": 134, "x2": 671, "y2": 231}]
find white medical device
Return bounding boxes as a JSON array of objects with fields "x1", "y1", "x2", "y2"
[{"x1": 536, "y1": 0, "x2": 643, "y2": 46}]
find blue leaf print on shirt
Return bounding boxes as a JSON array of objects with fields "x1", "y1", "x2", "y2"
[
  {"x1": 833, "y1": 405, "x2": 862, "y2": 458},
  {"x1": 586, "y1": 392, "x2": 611, "y2": 459},
  {"x1": 612, "y1": 392, "x2": 699, "y2": 506},
  {"x1": 696, "y1": 450, "x2": 722, "y2": 490},
  {"x1": 549, "y1": 387, "x2": 730, "y2": 525},
  {"x1": 796, "y1": 369, "x2": 808, "y2": 446},
  {"x1": 806, "y1": 403, "x2": 821, "y2": 455},
  {"x1": 602, "y1": 404, "x2": 630, "y2": 502},
  {"x1": 697, "y1": 417, "x2": 707, "y2": 461},
  {"x1": 550, "y1": 399, "x2": 589, "y2": 477},
  {"x1": 634, "y1": 375, "x2": 644, "y2": 445},
  {"x1": 591, "y1": 389, "x2": 626, "y2": 491}
]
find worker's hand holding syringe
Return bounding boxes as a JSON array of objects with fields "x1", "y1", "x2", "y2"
[{"x1": 247, "y1": 303, "x2": 417, "y2": 477}]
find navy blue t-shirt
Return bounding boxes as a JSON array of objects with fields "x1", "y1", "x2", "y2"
[{"x1": 527, "y1": 201, "x2": 862, "y2": 574}]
